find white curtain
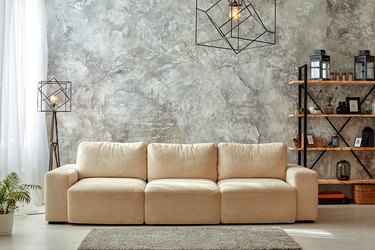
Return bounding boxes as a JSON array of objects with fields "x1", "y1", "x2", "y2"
[{"x1": 0, "y1": 0, "x2": 49, "y2": 208}]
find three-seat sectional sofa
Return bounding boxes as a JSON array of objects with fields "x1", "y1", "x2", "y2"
[{"x1": 45, "y1": 142, "x2": 318, "y2": 224}]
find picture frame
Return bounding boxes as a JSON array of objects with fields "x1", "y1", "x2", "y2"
[
  {"x1": 354, "y1": 137, "x2": 362, "y2": 147},
  {"x1": 306, "y1": 134, "x2": 315, "y2": 146},
  {"x1": 346, "y1": 97, "x2": 360, "y2": 114}
]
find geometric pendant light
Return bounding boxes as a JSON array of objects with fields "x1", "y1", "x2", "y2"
[{"x1": 195, "y1": 0, "x2": 276, "y2": 54}]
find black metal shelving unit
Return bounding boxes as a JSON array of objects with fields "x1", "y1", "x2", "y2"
[{"x1": 290, "y1": 64, "x2": 375, "y2": 179}]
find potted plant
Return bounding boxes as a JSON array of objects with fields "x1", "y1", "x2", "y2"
[
  {"x1": 323, "y1": 91, "x2": 334, "y2": 114},
  {"x1": 0, "y1": 172, "x2": 41, "y2": 235}
]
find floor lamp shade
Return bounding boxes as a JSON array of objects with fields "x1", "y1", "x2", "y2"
[{"x1": 38, "y1": 78, "x2": 72, "y2": 171}]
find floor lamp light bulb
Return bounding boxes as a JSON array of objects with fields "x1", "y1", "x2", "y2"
[{"x1": 50, "y1": 95, "x2": 58, "y2": 109}]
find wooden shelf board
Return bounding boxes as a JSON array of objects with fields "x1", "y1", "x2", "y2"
[
  {"x1": 319, "y1": 179, "x2": 375, "y2": 184},
  {"x1": 288, "y1": 147, "x2": 375, "y2": 151},
  {"x1": 288, "y1": 114, "x2": 375, "y2": 117},
  {"x1": 289, "y1": 80, "x2": 375, "y2": 85}
]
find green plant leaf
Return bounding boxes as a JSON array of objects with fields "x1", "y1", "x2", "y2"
[
  {"x1": 0, "y1": 172, "x2": 42, "y2": 214},
  {"x1": 323, "y1": 91, "x2": 333, "y2": 103}
]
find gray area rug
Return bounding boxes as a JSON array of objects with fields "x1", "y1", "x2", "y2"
[{"x1": 77, "y1": 226, "x2": 301, "y2": 250}]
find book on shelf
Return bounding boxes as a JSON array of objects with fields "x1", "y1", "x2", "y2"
[
  {"x1": 318, "y1": 197, "x2": 350, "y2": 204},
  {"x1": 318, "y1": 191, "x2": 345, "y2": 199},
  {"x1": 318, "y1": 191, "x2": 350, "y2": 204}
]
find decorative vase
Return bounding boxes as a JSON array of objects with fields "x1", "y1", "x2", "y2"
[
  {"x1": 336, "y1": 160, "x2": 351, "y2": 181},
  {"x1": 325, "y1": 103, "x2": 334, "y2": 114},
  {"x1": 0, "y1": 213, "x2": 14, "y2": 235},
  {"x1": 336, "y1": 102, "x2": 347, "y2": 114}
]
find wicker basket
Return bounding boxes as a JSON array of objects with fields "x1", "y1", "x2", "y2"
[
  {"x1": 314, "y1": 136, "x2": 325, "y2": 147},
  {"x1": 352, "y1": 184, "x2": 375, "y2": 204}
]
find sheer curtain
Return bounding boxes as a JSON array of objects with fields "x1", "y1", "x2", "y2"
[{"x1": 0, "y1": 0, "x2": 49, "y2": 208}]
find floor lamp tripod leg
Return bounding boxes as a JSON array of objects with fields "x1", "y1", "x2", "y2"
[{"x1": 49, "y1": 111, "x2": 60, "y2": 171}]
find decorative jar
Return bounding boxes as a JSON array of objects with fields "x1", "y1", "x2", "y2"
[
  {"x1": 325, "y1": 104, "x2": 334, "y2": 114},
  {"x1": 336, "y1": 160, "x2": 351, "y2": 181},
  {"x1": 331, "y1": 133, "x2": 339, "y2": 147}
]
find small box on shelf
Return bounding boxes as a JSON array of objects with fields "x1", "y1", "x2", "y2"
[{"x1": 318, "y1": 191, "x2": 350, "y2": 205}]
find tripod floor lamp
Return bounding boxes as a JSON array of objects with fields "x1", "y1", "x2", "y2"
[{"x1": 38, "y1": 78, "x2": 71, "y2": 171}]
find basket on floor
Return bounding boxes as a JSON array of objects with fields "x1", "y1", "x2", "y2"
[{"x1": 352, "y1": 184, "x2": 375, "y2": 204}]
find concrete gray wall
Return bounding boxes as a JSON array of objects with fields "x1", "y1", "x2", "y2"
[{"x1": 46, "y1": 0, "x2": 375, "y2": 179}]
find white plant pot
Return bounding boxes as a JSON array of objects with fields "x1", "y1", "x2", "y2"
[{"x1": 0, "y1": 213, "x2": 14, "y2": 235}]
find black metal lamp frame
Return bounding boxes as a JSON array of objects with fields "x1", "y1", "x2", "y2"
[
  {"x1": 38, "y1": 78, "x2": 71, "y2": 171},
  {"x1": 195, "y1": 0, "x2": 276, "y2": 54}
]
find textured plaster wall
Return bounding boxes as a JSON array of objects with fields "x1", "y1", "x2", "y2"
[{"x1": 46, "y1": 0, "x2": 375, "y2": 179}]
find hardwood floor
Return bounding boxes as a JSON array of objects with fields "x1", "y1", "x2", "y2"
[{"x1": 0, "y1": 205, "x2": 374, "y2": 250}]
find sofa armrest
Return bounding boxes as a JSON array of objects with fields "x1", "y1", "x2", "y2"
[
  {"x1": 286, "y1": 164, "x2": 318, "y2": 221},
  {"x1": 45, "y1": 164, "x2": 79, "y2": 222}
]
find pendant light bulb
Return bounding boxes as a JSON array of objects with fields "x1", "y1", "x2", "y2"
[{"x1": 229, "y1": 1, "x2": 241, "y2": 21}]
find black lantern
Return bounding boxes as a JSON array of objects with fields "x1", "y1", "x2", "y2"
[
  {"x1": 354, "y1": 50, "x2": 375, "y2": 80},
  {"x1": 310, "y1": 50, "x2": 330, "y2": 80},
  {"x1": 362, "y1": 127, "x2": 374, "y2": 147}
]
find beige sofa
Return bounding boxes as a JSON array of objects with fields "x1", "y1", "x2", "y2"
[{"x1": 45, "y1": 142, "x2": 318, "y2": 224}]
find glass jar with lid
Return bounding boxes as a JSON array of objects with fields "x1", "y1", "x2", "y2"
[
  {"x1": 331, "y1": 133, "x2": 339, "y2": 147},
  {"x1": 336, "y1": 160, "x2": 351, "y2": 181}
]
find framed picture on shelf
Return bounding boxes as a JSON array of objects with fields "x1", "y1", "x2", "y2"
[
  {"x1": 346, "y1": 97, "x2": 360, "y2": 114},
  {"x1": 307, "y1": 134, "x2": 315, "y2": 146},
  {"x1": 354, "y1": 137, "x2": 362, "y2": 147}
]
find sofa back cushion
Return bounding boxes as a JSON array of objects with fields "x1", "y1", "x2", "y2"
[
  {"x1": 147, "y1": 143, "x2": 217, "y2": 181},
  {"x1": 77, "y1": 142, "x2": 147, "y2": 180},
  {"x1": 218, "y1": 142, "x2": 287, "y2": 181}
]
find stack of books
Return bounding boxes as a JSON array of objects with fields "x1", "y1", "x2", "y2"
[{"x1": 318, "y1": 191, "x2": 349, "y2": 204}]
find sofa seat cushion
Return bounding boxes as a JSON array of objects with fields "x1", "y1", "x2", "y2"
[
  {"x1": 145, "y1": 179, "x2": 220, "y2": 224},
  {"x1": 77, "y1": 142, "x2": 147, "y2": 180},
  {"x1": 218, "y1": 143, "x2": 287, "y2": 181},
  {"x1": 218, "y1": 178, "x2": 296, "y2": 224},
  {"x1": 68, "y1": 178, "x2": 146, "y2": 224},
  {"x1": 147, "y1": 143, "x2": 217, "y2": 181}
]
